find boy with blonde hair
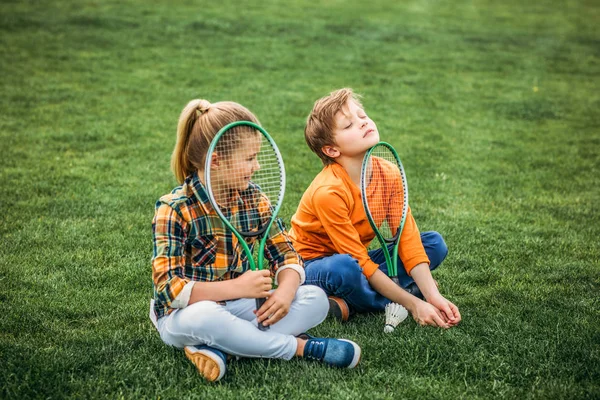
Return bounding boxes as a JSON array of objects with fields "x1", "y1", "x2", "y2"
[{"x1": 289, "y1": 88, "x2": 461, "y2": 328}]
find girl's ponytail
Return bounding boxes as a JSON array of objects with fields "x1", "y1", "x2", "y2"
[
  {"x1": 171, "y1": 99, "x2": 211, "y2": 184},
  {"x1": 170, "y1": 99, "x2": 260, "y2": 184}
]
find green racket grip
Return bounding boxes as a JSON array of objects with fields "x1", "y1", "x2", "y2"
[{"x1": 256, "y1": 297, "x2": 269, "y2": 331}]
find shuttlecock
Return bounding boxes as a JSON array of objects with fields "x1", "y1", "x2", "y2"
[{"x1": 384, "y1": 302, "x2": 408, "y2": 333}]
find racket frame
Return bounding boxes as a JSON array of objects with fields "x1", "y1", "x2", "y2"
[
  {"x1": 360, "y1": 141, "x2": 408, "y2": 284},
  {"x1": 204, "y1": 120, "x2": 286, "y2": 330}
]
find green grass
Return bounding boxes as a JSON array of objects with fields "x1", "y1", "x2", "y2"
[{"x1": 1, "y1": 0, "x2": 599, "y2": 398}]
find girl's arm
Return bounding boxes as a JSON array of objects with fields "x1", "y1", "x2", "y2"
[
  {"x1": 256, "y1": 268, "x2": 301, "y2": 327},
  {"x1": 189, "y1": 270, "x2": 272, "y2": 304},
  {"x1": 258, "y1": 195, "x2": 304, "y2": 325},
  {"x1": 152, "y1": 203, "x2": 192, "y2": 310},
  {"x1": 153, "y1": 202, "x2": 271, "y2": 310},
  {"x1": 260, "y1": 193, "x2": 304, "y2": 283},
  {"x1": 258, "y1": 219, "x2": 304, "y2": 325}
]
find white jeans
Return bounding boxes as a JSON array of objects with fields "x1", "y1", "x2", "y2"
[{"x1": 153, "y1": 285, "x2": 328, "y2": 360}]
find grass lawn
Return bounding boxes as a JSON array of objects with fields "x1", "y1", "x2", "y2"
[{"x1": 1, "y1": 0, "x2": 598, "y2": 398}]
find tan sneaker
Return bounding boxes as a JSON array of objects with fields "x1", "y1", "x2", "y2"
[
  {"x1": 184, "y1": 345, "x2": 227, "y2": 382},
  {"x1": 327, "y1": 296, "x2": 350, "y2": 322}
]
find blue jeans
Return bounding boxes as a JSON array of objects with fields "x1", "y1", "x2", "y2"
[{"x1": 304, "y1": 231, "x2": 448, "y2": 313}]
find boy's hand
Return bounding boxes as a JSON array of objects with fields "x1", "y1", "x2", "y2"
[
  {"x1": 255, "y1": 286, "x2": 296, "y2": 326},
  {"x1": 410, "y1": 299, "x2": 451, "y2": 329},
  {"x1": 235, "y1": 270, "x2": 272, "y2": 299},
  {"x1": 427, "y1": 294, "x2": 461, "y2": 326}
]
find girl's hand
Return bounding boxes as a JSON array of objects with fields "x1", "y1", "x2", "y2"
[
  {"x1": 255, "y1": 286, "x2": 296, "y2": 326},
  {"x1": 410, "y1": 299, "x2": 451, "y2": 329},
  {"x1": 427, "y1": 294, "x2": 461, "y2": 326},
  {"x1": 235, "y1": 270, "x2": 272, "y2": 299}
]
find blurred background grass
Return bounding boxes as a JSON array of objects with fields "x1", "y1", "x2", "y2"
[{"x1": 1, "y1": 0, "x2": 598, "y2": 398}]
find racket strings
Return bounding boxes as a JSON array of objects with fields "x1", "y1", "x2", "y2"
[
  {"x1": 207, "y1": 130, "x2": 284, "y2": 236},
  {"x1": 364, "y1": 149, "x2": 406, "y2": 242}
]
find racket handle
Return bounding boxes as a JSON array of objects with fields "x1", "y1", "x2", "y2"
[
  {"x1": 256, "y1": 297, "x2": 270, "y2": 331},
  {"x1": 391, "y1": 276, "x2": 400, "y2": 286}
]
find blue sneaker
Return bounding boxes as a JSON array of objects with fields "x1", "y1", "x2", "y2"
[
  {"x1": 184, "y1": 345, "x2": 227, "y2": 382},
  {"x1": 299, "y1": 333, "x2": 361, "y2": 368}
]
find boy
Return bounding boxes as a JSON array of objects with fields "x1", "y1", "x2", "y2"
[{"x1": 289, "y1": 88, "x2": 461, "y2": 328}]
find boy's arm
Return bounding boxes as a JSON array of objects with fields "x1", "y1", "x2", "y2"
[
  {"x1": 396, "y1": 211, "x2": 461, "y2": 326},
  {"x1": 312, "y1": 188, "x2": 458, "y2": 327},
  {"x1": 368, "y1": 269, "x2": 451, "y2": 328},
  {"x1": 398, "y1": 207, "x2": 430, "y2": 275},
  {"x1": 410, "y1": 263, "x2": 461, "y2": 325}
]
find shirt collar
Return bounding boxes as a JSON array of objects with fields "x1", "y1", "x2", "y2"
[{"x1": 187, "y1": 171, "x2": 213, "y2": 215}]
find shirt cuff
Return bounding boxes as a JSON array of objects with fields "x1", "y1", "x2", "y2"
[
  {"x1": 274, "y1": 264, "x2": 305, "y2": 285},
  {"x1": 405, "y1": 257, "x2": 431, "y2": 276},
  {"x1": 361, "y1": 260, "x2": 380, "y2": 279},
  {"x1": 171, "y1": 281, "x2": 195, "y2": 308}
]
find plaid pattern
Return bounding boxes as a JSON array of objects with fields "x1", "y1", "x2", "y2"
[{"x1": 152, "y1": 172, "x2": 302, "y2": 319}]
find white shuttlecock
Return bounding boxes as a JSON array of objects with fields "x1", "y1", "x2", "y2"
[{"x1": 384, "y1": 302, "x2": 408, "y2": 333}]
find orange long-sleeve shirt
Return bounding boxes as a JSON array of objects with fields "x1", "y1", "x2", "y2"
[{"x1": 289, "y1": 162, "x2": 429, "y2": 279}]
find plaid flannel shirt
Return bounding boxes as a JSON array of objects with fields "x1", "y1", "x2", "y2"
[{"x1": 152, "y1": 172, "x2": 302, "y2": 319}]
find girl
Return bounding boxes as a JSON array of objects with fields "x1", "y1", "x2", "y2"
[{"x1": 150, "y1": 99, "x2": 361, "y2": 382}]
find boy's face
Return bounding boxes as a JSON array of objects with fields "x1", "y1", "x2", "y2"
[{"x1": 327, "y1": 100, "x2": 380, "y2": 160}]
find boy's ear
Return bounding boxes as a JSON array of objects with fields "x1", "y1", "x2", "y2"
[{"x1": 322, "y1": 145, "x2": 340, "y2": 159}]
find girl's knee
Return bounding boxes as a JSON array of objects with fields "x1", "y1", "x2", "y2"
[
  {"x1": 296, "y1": 285, "x2": 328, "y2": 320},
  {"x1": 297, "y1": 284, "x2": 327, "y2": 306},
  {"x1": 167, "y1": 301, "x2": 223, "y2": 335}
]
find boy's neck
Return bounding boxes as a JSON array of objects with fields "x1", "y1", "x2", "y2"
[{"x1": 335, "y1": 155, "x2": 365, "y2": 187}]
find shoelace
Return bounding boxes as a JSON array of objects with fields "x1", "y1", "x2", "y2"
[{"x1": 304, "y1": 339, "x2": 328, "y2": 361}]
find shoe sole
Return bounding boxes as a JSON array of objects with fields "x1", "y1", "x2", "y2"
[
  {"x1": 184, "y1": 346, "x2": 226, "y2": 382},
  {"x1": 339, "y1": 339, "x2": 361, "y2": 368},
  {"x1": 328, "y1": 297, "x2": 350, "y2": 322}
]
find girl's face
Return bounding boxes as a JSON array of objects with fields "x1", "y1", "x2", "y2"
[{"x1": 219, "y1": 134, "x2": 262, "y2": 191}]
